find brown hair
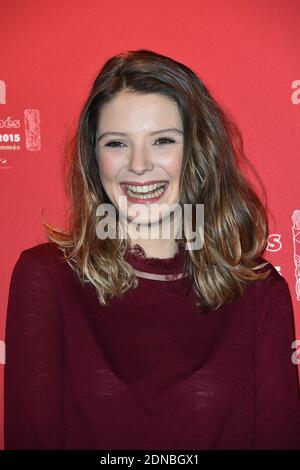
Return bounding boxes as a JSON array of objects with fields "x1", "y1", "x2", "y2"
[{"x1": 42, "y1": 49, "x2": 272, "y2": 311}]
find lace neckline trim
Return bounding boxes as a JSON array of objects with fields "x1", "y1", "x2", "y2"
[
  {"x1": 126, "y1": 242, "x2": 181, "y2": 260},
  {"x1": 124, "y1": 242, "x2": 186, "y2": 280}
]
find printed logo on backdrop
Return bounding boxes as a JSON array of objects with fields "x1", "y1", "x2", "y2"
[
  {"x1": 292, "y1": 210, "x2": 300, "y2": 302},
  {"x1": 291, "y1": 80, "x2": 300, "y2": 104},
  {"x1": 266, "y1": 210, "x2": 300, "y2": 303},
  {"x1": 0, "y1": 341, "x2": 4, "y2": 365},
  {"x1": 291, "y1": 209, "x2": 300, "y2": 365},
  {"x1": 291, "y1": 209, "x2": 300, "y2": 366},
  {"x1": 0, "y1": 80, "x2": 41, "y2": 169},
  {"x1": 266, "y1": 233, "x2": 282, "y2": 274},
  {"x1": 0, "y1": 80, "x2": 6, "y2": 104}
]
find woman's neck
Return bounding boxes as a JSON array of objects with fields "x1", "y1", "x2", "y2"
[
  {"x1": 128, "y1": 238, "x2": 179, "y2": 259},
  {"x1": 124, "y1": 205, "x2": 183, "y2": 259}
]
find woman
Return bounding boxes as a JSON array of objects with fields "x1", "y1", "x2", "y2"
[{"x1": 4, "y1": 49, "x2": 300, "y2": 450}]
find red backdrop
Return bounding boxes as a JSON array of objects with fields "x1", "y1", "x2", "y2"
[{"x1": 1, "y1": 0, "x2": 300, "y2": 449}]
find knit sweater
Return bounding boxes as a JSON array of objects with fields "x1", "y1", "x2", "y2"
[{"x1": 4, "y1": 241, "x2": 300, "y2": 449}]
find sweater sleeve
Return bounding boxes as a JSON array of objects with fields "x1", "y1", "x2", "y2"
[
  {"x1": 4, "y1": 249, "x2": 65, "y2": 449},
  {"x1": 254, "y1": 277, "x2": 300, "y2": 449}
]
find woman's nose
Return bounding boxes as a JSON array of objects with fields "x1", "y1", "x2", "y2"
[{"x1": 127, "y1": 146, "x2": 154, "y2": 174}]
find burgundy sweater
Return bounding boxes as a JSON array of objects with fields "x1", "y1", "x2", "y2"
[{"x1": 4, "y1": 242, "x2": 300, "y2": 450}]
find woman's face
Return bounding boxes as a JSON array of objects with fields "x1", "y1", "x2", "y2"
[{"x1": 95, "y1": 91, "x2": 184, "y2": 228}]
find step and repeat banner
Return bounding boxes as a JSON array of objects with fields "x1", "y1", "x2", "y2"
[{"x1": 0, "y1": 0, "x2": 299, "y2": 450}]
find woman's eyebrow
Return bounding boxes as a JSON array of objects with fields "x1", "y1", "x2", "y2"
[{"x1": 97, "y1": 128, "x2": 184, "y2": 142}]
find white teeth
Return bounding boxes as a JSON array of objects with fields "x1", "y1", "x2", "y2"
[
  {"x1": 126, "y1": 182, "x2": 166, "y2": 193},
  {"x1": 126, "y1": 184, "x2": 166, "y2": 199}
]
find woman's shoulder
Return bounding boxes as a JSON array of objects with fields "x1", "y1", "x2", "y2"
[
  {"x1": 12, "y1": 242, "x2": 66, "y2": 278},
  {"x1": 233, "y1": 255, "x2": 290, "y2": 316},
  {"x1": 252, "y1": 255, "x2": 285, "y2": 285},
  {"x1": 250, "y1": 255, "x2": 290, "y2": 305},
  {"x1": 19, "y1": 241, "x2": 63, "y2": 258},
  {"x1": 250, "y1": 256, "x2": 294, "y2": 334}
]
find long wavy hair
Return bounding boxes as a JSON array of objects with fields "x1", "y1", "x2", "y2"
[{"x1": 42, "y1": 48, "x2": 272, "y2": 312}]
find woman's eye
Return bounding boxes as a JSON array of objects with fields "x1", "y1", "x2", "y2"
[
  {"x1": 105, "y1": 141, "x2": 126, "y2": 148},
  {"x1": 154, "y1": 137, "x2": 175, "y2": 146},
  {"x1": 104, "y1": 137, "x2": 175, "y2": 148}
]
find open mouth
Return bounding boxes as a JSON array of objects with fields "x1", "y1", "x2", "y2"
[{"x1": 120, "y1": 181, "x2": 169, "y2": 201}]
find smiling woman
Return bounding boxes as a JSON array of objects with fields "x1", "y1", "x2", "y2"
[
  {"x1": 95, "y1": 91, "x2": 184, "y2": 247},
  {"x1": 4, "y1": 49, "x2": 300, "y2": 450},
  {"x1": 40, "y1": 48, "x2": 275, "y2": 307}
]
